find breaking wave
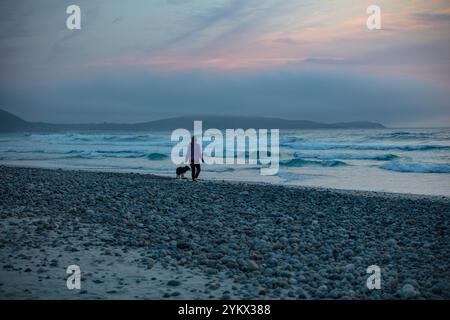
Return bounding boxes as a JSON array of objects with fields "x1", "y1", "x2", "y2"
[
  {"x1": 284, "y1": 143, "x2": 450, "y2": 151},
  {"x1": 281, "y1": 158, "x2": 349, "y2": 167},
  {"x1": 293, "y1": 152, "x2": 399, "y2": 161},
  {"x1": 380, "y1": 161, "x2": 450, "y2": 173}
]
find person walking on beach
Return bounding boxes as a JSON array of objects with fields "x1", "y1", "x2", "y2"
[{"x1": 185, "y1": 136, "x2": 204, "y2": 181}]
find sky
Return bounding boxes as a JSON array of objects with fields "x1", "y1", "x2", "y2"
[{"x1": 0, "y1": 0, "x2": 449, "y2": 127}]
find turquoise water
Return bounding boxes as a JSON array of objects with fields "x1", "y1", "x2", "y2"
[{"x1": 1, "y1": 128, "x2": 449, "y2": 195}]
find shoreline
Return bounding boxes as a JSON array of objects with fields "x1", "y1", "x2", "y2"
[
  {"x1": 1, "y1": 165, "x2": 449, "y2": 299},
  {"x1": 2, "y1": 163, "x2": 449, "y2": 202}
]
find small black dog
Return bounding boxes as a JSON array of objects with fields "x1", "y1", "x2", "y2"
[{"x1": 176, "y1": 166, "x2": 190, "y2": 179}]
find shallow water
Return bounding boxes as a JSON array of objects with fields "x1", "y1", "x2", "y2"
[{"x1": 1, "y1": 128, "x2": 449, "y2": 195}]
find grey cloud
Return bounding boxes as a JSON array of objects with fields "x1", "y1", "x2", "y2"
[
  {"x1": 414, "y1": 13, "x2": 450, "y2": 23},
  {"x1": 163, "y1": 0, "x2": 251, "y2": 48},
  {"x1": 0, "y1": 68, "x2": 448, "y2": 127}
]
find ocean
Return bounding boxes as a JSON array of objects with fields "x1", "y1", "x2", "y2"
[{"x1": 1, "y1": 128, "x2": 449, "y2": 196}]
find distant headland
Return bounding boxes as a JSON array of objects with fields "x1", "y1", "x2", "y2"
[{"x1": 0, "y1": 109, "x2": 385, "y2": 132}]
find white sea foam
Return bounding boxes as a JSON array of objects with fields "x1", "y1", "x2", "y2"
[
  {"x1": 380, "y1": 161, "x2": 450, "y2": 173},
  {"x1": 1, "y1": 128, "x2": 450, "y2": 195}
]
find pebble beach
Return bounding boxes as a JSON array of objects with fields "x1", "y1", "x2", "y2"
[{"x1": 0, "y1": 165, "x2": 449, "y2": 299}]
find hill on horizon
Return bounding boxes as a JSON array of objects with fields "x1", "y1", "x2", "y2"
[{"x1": 0, "y1": 109, "x2": 386, "y2": 132}]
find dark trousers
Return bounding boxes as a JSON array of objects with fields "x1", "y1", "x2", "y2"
[{"x1": 190, "y1": 163, "x2": 201, "y2": 180}]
